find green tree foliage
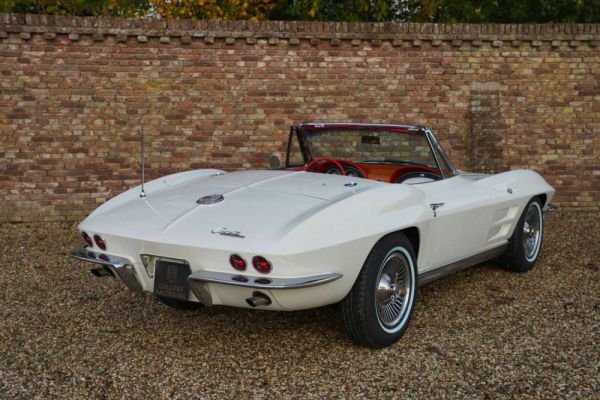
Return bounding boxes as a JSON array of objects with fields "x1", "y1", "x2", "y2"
[
  {"x1": 269, "y1": 0, "x2": 392, "y2": 21},
  {"x1": 151, "y1": 0, "x2": 274, "y2": 20},
  {"x1": 0, "y1": 0, "x2": 598, "y2": 22},
  {"x1": 0, "y1": 0, "x2": 150, "y2": 17},
  {"x1": 406, "y1": 0, "x2": 600, "y2": 23}
]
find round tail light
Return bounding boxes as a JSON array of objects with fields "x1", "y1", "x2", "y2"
[
  {"x1": 93, "y1": 234, "x2": 107, "y2": 251},
  {"x1": 229, "y1": 254, "x2": 247, "y2": 271},
  {"x1": 82, "y1": 232, "x2": 93, "y2": 247},
  {"x1": 252, "y1": 256, "x2": 272, "y2": 274}
]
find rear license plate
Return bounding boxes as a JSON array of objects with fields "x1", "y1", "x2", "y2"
[{"x1": 153, "y1": 260, "x2": 191, "y2": 300}]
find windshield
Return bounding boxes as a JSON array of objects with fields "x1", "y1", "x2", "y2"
[{"x1": 303, "y1": 129, "x2": 438, "y2": 168}]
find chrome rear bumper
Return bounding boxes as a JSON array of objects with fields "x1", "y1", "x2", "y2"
[
  {"x1": 187, "y1": 270, "x2": 343, "y2": 306},
  {"x1": 188, "y1": 270, "x2": 342, "y2": 289},
  {"x1": 69, "y1": 247, "x2": 143, "y2": 293},
  {"x1": 70, "y1": 246, "x2": 342, "y2": 306}
]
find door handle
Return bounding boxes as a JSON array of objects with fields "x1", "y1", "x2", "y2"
[{"x1": 429, "y1": 203, "x2": 445, "y2": 217}]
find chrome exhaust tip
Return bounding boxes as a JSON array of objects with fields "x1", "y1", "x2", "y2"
[
  {"x1": 246, "y1": 291, "x2": 272, "y2": 307},
  {"x1": 90, "y1": 266, "x2": 114, "y2": 278}
]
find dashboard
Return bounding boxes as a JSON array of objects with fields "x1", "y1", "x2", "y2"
[{"x1": 300, "y1": 158, "x2": 442, "y2": 184}]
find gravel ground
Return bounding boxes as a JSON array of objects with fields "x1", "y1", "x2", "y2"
[{"x1": 0, "y1": 212, "x2": 598, "y2": 399}]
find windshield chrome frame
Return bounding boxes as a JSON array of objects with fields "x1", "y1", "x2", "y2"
[
  {"x1": 422, "y1": 127, "x2": 458, "y2": 179},
  {"x1": 301, "y1": 122, "x2": 421, "y2": 132},
  {"x1": 287, "y1": 123, "x2": 458, "y2": 179}
]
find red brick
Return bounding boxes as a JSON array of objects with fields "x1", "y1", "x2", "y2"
[{"x1": 0, "y1": 14, "x2": 598, "y2": 221}]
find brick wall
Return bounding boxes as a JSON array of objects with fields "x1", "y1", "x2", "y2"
[{"x1": 0, "y1": 14, "x2": 598, "y2": 222}]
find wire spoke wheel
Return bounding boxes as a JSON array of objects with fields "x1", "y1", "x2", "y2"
[
  {"x1": 499, "y1": 198, "x2": 544, "y2": 273},
  {"x1": 341, "y1": 233, "x2": 417, "y2": 347},
  {"x1": 375, "y1": 252, "x2": 412, "y2": 328},
  {"x1": 522, "y1": 203, "x2": 542, "y2": 261}
]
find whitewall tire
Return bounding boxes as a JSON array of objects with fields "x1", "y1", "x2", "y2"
[{"x1": 341, "y1": 233, "x2": 417, "y2": 348}]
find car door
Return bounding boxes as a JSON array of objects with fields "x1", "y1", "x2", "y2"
[{"x1": 416, "y1": 175, "x2": 494, "y2": 271}]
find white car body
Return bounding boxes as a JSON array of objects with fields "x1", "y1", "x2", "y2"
[{"x1": 70, "y1": 123, "x2": 555, "y2": 313}]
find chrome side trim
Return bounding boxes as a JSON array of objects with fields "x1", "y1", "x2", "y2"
[
  {"x1": 418, "y1": 245, "x2": 507, "y2": 286},
  {"x1": 69, "y1": 247, "x2": 143, "y2": 293},
  {"x1": 187, "y1": 270, "x2": 343, "y2": 290}
]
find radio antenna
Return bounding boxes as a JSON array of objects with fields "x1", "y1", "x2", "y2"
[{"x1": 139, "y1": 124, "x2": 147, "y2": 198}]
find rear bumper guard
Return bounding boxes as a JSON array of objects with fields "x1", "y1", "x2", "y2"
[{"x1": 69, "y1": 247, "x2": 143, "y2": 293}]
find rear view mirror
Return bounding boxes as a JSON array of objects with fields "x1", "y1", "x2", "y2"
[{"x1": 267, "y1": 154, "x2": 282, "y2": 170}]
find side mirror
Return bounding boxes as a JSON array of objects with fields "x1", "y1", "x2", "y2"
[{"x1": 267, "y1": 154, "x2": 282, "y2": 170}]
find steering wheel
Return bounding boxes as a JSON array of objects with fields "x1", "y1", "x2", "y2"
[
  {"x1": 305, "y1": 158, "x2": 346, "y2": 175},
  {"x1": 342, "y1": 164, "x2": 367, "y2": 178},
  {"x1": 395, "y1": 171, "x2": 441, "y2": 184}
]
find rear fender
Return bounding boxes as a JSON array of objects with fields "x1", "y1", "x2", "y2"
[{"x1": 84, "y1": 169, "x2": 224, "y2": 220}]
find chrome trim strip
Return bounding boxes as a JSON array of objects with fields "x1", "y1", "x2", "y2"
[
  {"x1": 418, "y1": 245, "x2": 507, "y2": 286},
  {"x1": 300, "y1": 122, "x2": 422, "y2": 131},
  {"x1": 69, "y1": 247, "x2": 143, "y2": 293},
  {"x1": 424, "y1": 129, "x2": 445, "y2": 179},
  {"x1": 423, "y1": 127, "x2": 458, "y2": 178},
  {"x1": 187, "y1": 270, "x2": 343, "y2": 290},
  {"x1": 69, "y1": 246, "x2": 129, "y2": 269}
]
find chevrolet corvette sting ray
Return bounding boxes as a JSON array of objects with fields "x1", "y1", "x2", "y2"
[{"x1": 70, "y1": 123, "x2": 555, "y2": 347}]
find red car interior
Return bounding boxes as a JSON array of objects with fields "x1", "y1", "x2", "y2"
[
  {"x1": 297, "y1": 158, "x2": 440, "y2": 183},
  {"x1": 289, "y1": 124, "x2": 442, "y2": 183}
]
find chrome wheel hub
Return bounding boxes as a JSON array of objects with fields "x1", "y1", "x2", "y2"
[
  {"x1": 522, "y1": 204, "x2": 542, "y2": 260},
  {"x1": 375, "y1": 252, "x2": 412, "y2": 328}
]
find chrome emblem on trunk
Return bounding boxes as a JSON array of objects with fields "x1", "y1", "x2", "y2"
[
  {"x1": 211, "y1": 228, "x2": 245, "y2": 238},
  {"x1": 197, "y1": 194, "x2": 224, "y2": 204}
]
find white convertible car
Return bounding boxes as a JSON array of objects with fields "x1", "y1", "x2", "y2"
[{"x1": 70, "y1": 123, "x2": 555, "y2": 347}]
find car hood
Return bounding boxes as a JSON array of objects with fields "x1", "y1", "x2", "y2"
[{"x1": 81, "y1": 170, "x2": 384, "y2": 248}]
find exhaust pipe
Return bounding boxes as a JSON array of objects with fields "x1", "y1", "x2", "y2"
[
  {"x1": 91, "y1": 266, "x2": 114, "y2": 278},
  {"x1": 246, "y1": 291, "x2": 272, "y2": 307}
]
